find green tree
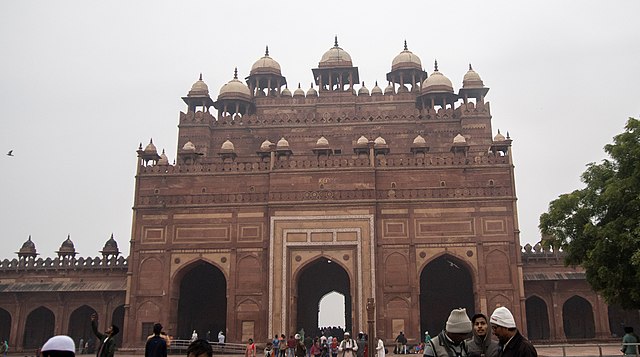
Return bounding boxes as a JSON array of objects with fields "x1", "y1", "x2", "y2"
[{"x1": 539, "y1": 118, "x2": 640, "y2": 309}]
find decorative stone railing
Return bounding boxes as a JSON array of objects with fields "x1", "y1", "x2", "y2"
[
  {"x1": 521, "y1": 242, "x2": 565, "y2": 262},
  {"x1": 0, "y1": 256, "x2": 128, "y2": 271}
]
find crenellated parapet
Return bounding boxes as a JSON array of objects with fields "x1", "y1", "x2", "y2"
[
  {"x1": 0, "y1": 255, "x2": 127, "y2": 271},
  {"x1": 521, "y1": 241, "x2": 565, "y2": 263}
]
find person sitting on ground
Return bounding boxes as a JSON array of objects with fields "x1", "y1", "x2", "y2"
[
  {"x1": 42, "y1": 335, "x2": 76, "y2": 357},
  {"x1": 187, "y1": 339, "x2": 213, "y2": 357}
]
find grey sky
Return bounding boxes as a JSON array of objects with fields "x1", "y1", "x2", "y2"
[{"x1": 1, "y1": 1, "x2": 639, "y2": 260}]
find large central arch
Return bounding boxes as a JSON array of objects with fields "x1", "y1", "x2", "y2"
[
  {"x1": 420, "y1": 254, "x2": 474, "y2": 336},
  {"x1": 296, "y1": 257, "x2": 351, "y2": 337},
  {"x1": 175, "y1": 261, "x2": 227, "y2": 340}
]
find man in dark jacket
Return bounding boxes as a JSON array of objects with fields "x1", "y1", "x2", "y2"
[
  {"x1": 90, "y1": 313, "x2": 119, "y2": 357},
  {"x1": 467, "y1": 313, "x2": 499, "y2": 357},
  {"x1": 145, "y1": 323, "x2": 168, "y2": 357},
  {"x1": 424, "y1": 308, "x2": 472, "y2": 357},
  {"x1": 489, "y1": 307, "x2": 537, "y2": 357}
]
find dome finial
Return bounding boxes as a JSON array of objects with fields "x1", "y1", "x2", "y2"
[
  {"x1": 404, "y1": 40, "x2": 408, "y2": 51},
  {"x1": 375, "y1": 80, "x2": 378, "y2": 86},
  {"x1": 434, "y1": 59, "x2": 439, "y2": 72},
  {"x1": 265, "y1": 45, "x2": 269, "y2": 57},
  {"x1": 310, "y1": 82, "x2": 314, "y2": 88},
  {"x1": 469, "y1": 63, "x2": 473, "y2": 71},
  {"x1": 298, "y1": 82, "x2": 301, "y2": 88},
  {"x1": 233, "y1": 67, "x2": 238, "y2": 79},
  {"x1": 334, "y1": 35, "x2": 339, "y2": 47},
  {"x1": 199, "y1": 73, "x2": 203, "y2": 81}
]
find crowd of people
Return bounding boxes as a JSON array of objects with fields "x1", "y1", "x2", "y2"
[{"x1": 25, "y1": 305, "x2": 640, "y2": 357}]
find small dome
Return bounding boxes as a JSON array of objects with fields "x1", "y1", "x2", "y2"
[
  {"x1": 182, "y1": 141, "x2": 196, "y2": 152},
  {"x1": 356, "y1": 135, "x2": 369, "y2": 145},
  {"x1": 221, "y1": 140, "x2": 235, "y2": 151},
  {"x1": 158, "y1": 149, "x2": 169, "y2": 165},
  {"x1": 371, "y1": 81, "x2": 382, "y2": 95},
  {"x1": 462, "y1": 64, "x2": 484, "y2": 89},
  {"x1": 319, "y1": 36, "x2": 353, "y2": 68},
  {"x1": 144, "y1": 139, "x2": 157, "y2": 154},
  {"x1": 413, "y1": 135, "x2": 426, "y2": 145},
  {"x1": 494, "y1": 130, "x2": 506, "y2": 141},
  {"x1": 358, "y1": 82, "x2": 369, "y2": 96},
  {"x1": 384, "y1": 82, "x2": 395, "y2": 95},
  {"x1": 422, "y1": 60, "x2": 454, "y2": 94},
  {"x1": 293, "y1": 83, "x2": 305, "y2": 97},
  {"x1": 188, "y1": 74, "x2": 210, "y2": 97},
  {"x1": 374, "y1": 136, "x2": 387, "y2": 146},
  {"x1": 250, "y1": 46, "x2": 282, "y2": 76},
  {"x1": 260, "y1": 140, "x2": 272, "y2": 150},
  {"x1": 391, "y1": 41, "x2": 422, "y2": 71},
  {"x1": 453, "y1": 134, "x2": 467, "y2": 144},
  {"x1": 17, "y1": 235, "x2": 37, "y2": 255},
  {"x1": 101, "y1": 234, "x2": 120, "y2": 255},
  {"x1": 218, "y1": 68, "x2": 252, "y2": 100},
  {"x1": 281, "y1": 86, "x2": 292, "y2": 97},
  {"x1": 306, "y1": 83, "x2": 318, "y2": 97},
  {"x1": 57, "y1": 235, "x2": 77, "y2": 255},
  {"x1": 277, "y1": 137, "x2": 289, "y2": 148},
  {"x1": 316, "y1": 136, "x2": 329, "y2": 146}
]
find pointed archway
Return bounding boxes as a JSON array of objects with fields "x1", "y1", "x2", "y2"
[
  {"x1": 563, "y1": 295, "x2": 595, "y2": 339},
  {"x1": 68, "y1": 305, "x2": 97, "y2": 347},
  {"x1": 23, "y1": 306, "x2": 55, "y2": 349},
  {"x1": 176, "y1": 260, "x2": 227, "y2": 340},
  {"x1": 526, "y1": 296, "x2": 550, "y2": 340},
  {"x1": 0, "y1": 308, "x2": 10, "y2": 343},
  {"x1": 296, "y1": 257, "x2": 351, "y2": 337},
  {"x1": 111, "y1": 305, "x2": 125, "y2": 347},
  {"x1": 420, "y1": 254, "x2": 474, "y2": 337}
]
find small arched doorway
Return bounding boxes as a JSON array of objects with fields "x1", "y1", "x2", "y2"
[
  {"x1": 176, "y1": 261, "x2": 227, "y2": 340},
  {"x1": 23, "y1": 306, "x2": 55, "y2": 349},
  {"x1": 68, "y1": 305, "x2": 97, "y2": 348},
  {"x1": 525, "y1": 296, "x2": 550, "y2": 340},
  {"x1": 0, "y1": 308, "x2": 11, "y2": 343},
  {"x1": 111, "y1": 305, "x2": 125, "y2": 347},
  {"x1": 296, "y1": 257, "x2": 351, "y2": 337},
  {"x1": 420, "y1": 255, "x2": 474, "y2": 337},
  {"x1": 563, "y1": 295, "x2": 595, "y2": 339}
]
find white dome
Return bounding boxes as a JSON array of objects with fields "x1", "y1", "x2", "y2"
[
  {"x1": 221, "y1": 140, "x2": 235, "y2": 151},
  {"x1": 188, "y1": 74, "x2": 209, "y2": 96},
  {"x1": 413, "y1": 135, "x2": 426, "y2": 145},
  {"x1": 374, "y1": 136, "x2": 386, "y2": 145},
  {"x1": 356, "y1": 135, "x2": 369, "y2": 145},
  {"x1": 281, "y1": 86, "x2": 292, "y2": 97},
  {"x1": 371, "y1": 81, "x2": 382, "y2": 95},
  {"x1": 277, "y1": 137, "x2": 289, "y2": 148},
  {"x1": 218, "y1": 69, "x2": 251, "y2": 100},
  {"x1": 316, "y1": 136, "x2": 329, "y2": 146},
  {"x1": 144, "y1": 140, "x2": 157, "y2": 154},
  {"x1": 260, "y1": 140, "x2": 272, "y2": 150},
  {"x1": 453, "y1": 134, "x2": 467, "y2": 144},
  {"x1": 422, "y1": 70, "x2": 454, "y2": 94},
  {"x1": 250, "y1": 47, "x2": 282, "y2": 75},
  {"x1": 391, "y1": 41, "x2": 422, "y2": 71},
  {"x1": 462, "y1": 64, "x2": 484, "y2": 88},
  {"x1": 494, "y1": 131, "x2": 506, "y2": 141},
  {"x1": 319, "y1": 37, "x2": 353, "y2": 68},
  {"x1": 182, "y1": 141, "x2": 196, "y2": 151},
  {"x1": 293, "y1": 83, "x2": 305, "y2": 97}
]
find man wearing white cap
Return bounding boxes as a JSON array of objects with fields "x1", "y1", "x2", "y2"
[
  {"x1": 339, "y1": 332, "x2": 358, "y2": 357},
  {"x1": 489, "y1": 307, "x2": 537, "y2": 357},
  {"x1": 41, "y1": 335, "x2": 76, "y2": 357},
  {"x1": 424, "y1": 308, "x2": 472, "y2": 357}
]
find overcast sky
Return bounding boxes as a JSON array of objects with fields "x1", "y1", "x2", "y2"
[{"x1": 1, "y1": 1, "x2": 639, "y2": 261}]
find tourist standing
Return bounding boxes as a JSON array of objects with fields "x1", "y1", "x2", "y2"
[
  {"x1": 339, "y1": 332, "x2": 358, "y2": 357},
  {"x1": 279, "y1": 335, "x2": 288, "y2": 357},
  {"x1": 246, "y1": 338, "x2": 257, "y2": 357},
  {"x1": 90, "y1": 313, "x2": 119, "y2": 357},
  {"x1": 424, "y1": 308, "x2": 472, "y2": 357},
  {"x1": 191, "y1": 330, "x2": 198, "y2": 343},
  {"x1": 145, "y1": 323, "x2": 167, "y2": 357},
  {"x1": 466, "y1": 313, "x2": 499, "y2": 357},
  {"x1": 621, "y1": 327, "x2": 639, "y2": 356},
  {"x1": 489, "y1": 307, "x2": 537, "y2": 357},
  {"x1": 375, "y1": 337, "x2": 385, "y2": 357},
  {"x1": 330, "y1": 337, "x2": 339, "y2": 357},
  {"x1": 287, "y1": 335, "x2": 297, "y2": 357},
  {"x1": 295, "y1": 334, "x2": 307, "y2": 357}
]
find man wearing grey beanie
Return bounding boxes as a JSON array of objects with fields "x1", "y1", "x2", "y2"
[{"x1": 424, "y1": 308, "x2": 472, "y2": 357}]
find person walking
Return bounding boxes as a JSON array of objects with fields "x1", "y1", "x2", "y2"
[
  {"x1": 90, "y1": 313, "x2": 119, "y2": 357},
  {"x1": 375, "y1": 337, "x2": 385, "y2": 357},
  {"x1": 145, "y1": 323, "x2": 168, "y2": 357},
  {"x1": 394, "y1": 332, "x2": 407, "y2": 355},
  {"x1": 489, "y1": 307, "x2": 537, "y2": 357},
  {"x1": 466, "y1": 313, "x2": 499, "y2": 357}
]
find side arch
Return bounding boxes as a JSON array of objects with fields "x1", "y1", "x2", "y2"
[
  {"x1": 0, "y1": 308, "x2": 11, "y2": 344},
  {"x1": 525, "y1": 295, "x2": 550, "y2": 340},
  {"x1": 563, "y1": 295, "x2": 595, "y2": 339},
  {"x1": 23, "y1": 306, "x2": 55, "y2": 349}
]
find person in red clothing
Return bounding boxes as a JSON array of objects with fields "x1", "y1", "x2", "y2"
[
  {"x1": 245, "y1": 338, "x2": 257, "y2": 357},
  {"x1": 287, "y1": 335, "x2": 297, "y2": 357}
]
